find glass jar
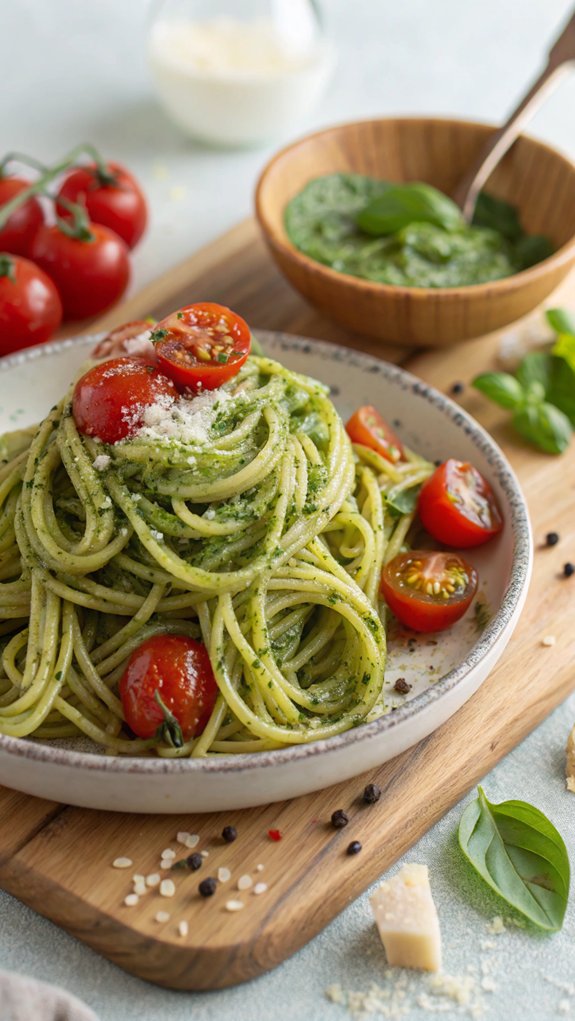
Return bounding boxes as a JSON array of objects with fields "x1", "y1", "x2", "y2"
[{"x1": 148, "y1": 0, "x2": 335, "y2": 147}]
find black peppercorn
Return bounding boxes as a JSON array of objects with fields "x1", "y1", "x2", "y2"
[
  {"x1": 362, "y1": 783, "x2": 381, "y2": 805},
  {"x1": 198, "y1": 877, "x2": 217, "y2": 897},
  {"x1": 347, "y1": 840, "x2": 362, "y2": 855},
  {"x1": 394, "y1": 677, "x2": 412, "y2": 695},
  {"x1": 563, "y1": 562, "x2": 575, "y2": 578},
  {"x1": 545, "y1": 532, "x2": 560, "y2": 547},
  {"x1": 187, "y1": 852, "x2": 202, "y2": 871},
  {"x1": 222, "y1": 825, "x2": 237, "y2": 843},
  {"x1": 331, "y1": 809, "x2": 349, "y2": 829},
  {"x1": 450, "y1": 382, "x2": 464, "y2": 396}
]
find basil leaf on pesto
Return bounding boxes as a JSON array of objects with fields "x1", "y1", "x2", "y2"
[
  {"x1": 357, "y1": 182, "x2": 464, "y2": 236},
  {"x1": 384, "y1": 486, "x2": 420, "y2": 518}
]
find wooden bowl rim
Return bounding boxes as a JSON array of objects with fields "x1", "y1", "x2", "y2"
[{"x1": 255, "y1": 115, "x2": 575, "y2": 299}]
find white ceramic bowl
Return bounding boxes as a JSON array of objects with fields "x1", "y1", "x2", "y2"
[{"x1": 0, "y1": 332, "x2": 532, "y2": 812}]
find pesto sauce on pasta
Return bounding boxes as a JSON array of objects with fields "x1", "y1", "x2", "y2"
[{"x1": 0, "y1": 355, "x2": 432, "y2": 756}]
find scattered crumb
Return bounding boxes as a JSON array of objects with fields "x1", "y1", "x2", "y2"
[
  {"x1": 256, "y1": 864, "x2": 265, "y2": 872},
  {"x1": 160, "y1": 879, "x2": 176, "y2": 898},
  {"x1": 487, "y1": 916, "x2": 506, "y2": 934},
  {"x1": 541, "y1": 635, "x2": 557, "y2": 647},
  {"x1": 177, "y1": 920, "x2": 189, "y2": 938},
  {"x1": 155, "y1": 911, "x2": 170, "y2": 923},
  {"x1": 123, "y1": 894, "x2": 139, "y2": 907},
  {"x1": 237, "y1": 874, "x2": 253, "y2": 891},
  {"x1": 217, "y1": 867, "x2": 231, "y2": 883},
  {"x1": 112, "y1": 857, "x2": 133, "y2": 869},
  {"x1": 201, "y1": 850, "x2": 209, "y2": 858},
  {"x1": 225, "y1": 899, "x2": 245, "y2": 912}
]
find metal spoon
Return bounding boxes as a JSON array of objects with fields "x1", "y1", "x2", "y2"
[{"x1": 454, "y1": 6, "x2": 575, "y2": 222}]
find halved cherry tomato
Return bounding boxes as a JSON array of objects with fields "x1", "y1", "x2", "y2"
[
  {"x1": 346, "y1": 406, "x2": 405, "y2": 463},
  {"x1": 0, "y1": 177, "x2": 44, "y2": 257},
  {"x1": 72, "y1": 357, "x2": 178, "y2": 444},
  {"x1": 380, "y1": 550, "x2": 478, "y2": 633},
  {"x1": 152, "y1": 302, "x2": 251, "y2": 392},
  {"x1": 0, "y1": 254, "x2": 62, "y2": 356},
  {"x1": 119, "y1": 635, "x2": 218, "y2": 745},
  {"x1": 31, "y1": 222, "x2": 130, "y2": 320},
  {"x1": 56, "y1": 162, "x2": 147, "y2": 249},
  {"x1": 418, "y1": 459, "x2": 503, "y2": 548}
]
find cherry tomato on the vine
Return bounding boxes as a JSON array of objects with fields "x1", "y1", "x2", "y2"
[
  {"x1": 380, "y1": 550, "x2": 478, "y2": 633},
  {"x1": 31, "y1": 222, "x2": 130, "y2": 320},
  {"x1": 152, "y1": 302, "x2": 252, "y2": 391},
  {"x1": 418, "y1": 459, "x2": 503, "y2": 548},
  {"x1": 119, "y1": 635, "x2": 219, "y2": 745},
  {"x1": 346, "y1": 406, "x2": 405, "y2": 464},
  {"x1": 0, "y1": 177, "x2": 44, "y2": 257},
  {"x1": 57, "y1": 162, "x2": 147, "y2": 249},
  {"x1": 72, "y1": 357, "x2": 178, "y2": 444},
  {"x1": 0, "y1": 253, "x2": 62, "y2": 356}
]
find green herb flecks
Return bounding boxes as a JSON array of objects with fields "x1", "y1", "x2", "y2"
[{"x1": 458, "y1": 787, "x2": 570, "y2": 931}]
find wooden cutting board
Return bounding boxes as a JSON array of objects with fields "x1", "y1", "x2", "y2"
[{"x1": 1, "y1": 219, "x2": 575, "y2": 991}]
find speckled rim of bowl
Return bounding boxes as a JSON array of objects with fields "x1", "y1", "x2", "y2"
[
  {"x1": 0, "y1": 329, "x2": 532, "y2": 775},
  {"x1": 255, "y1": 114, "x2": 575, "y2": 297}
]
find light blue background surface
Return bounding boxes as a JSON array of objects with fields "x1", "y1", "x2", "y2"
[{"x1": 1, "y1": 1, "x2": 575, "y2": 1018}]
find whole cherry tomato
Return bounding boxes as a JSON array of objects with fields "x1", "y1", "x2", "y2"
[
  {"x1": 380, "y1": 550, "x2": 478, "y2": 633},
  {"x1": 0, "y1": 177, "x2": 44, "y2": 257},
  {"x1": 152, "y1": 303, "x2": 252, "y2": 391},
  {"x1": 56, "y1": 162, "x2": 147, "y2": 249},
  {"x1": 119, "y1": 635, "x2": 219, "y2": 745},
  {"x1": 418, "y1": 459, "x2": 503, "y2": 548},
  {"x1": 72, "y1": 357, "x2": 178, "y2": 443},
  {"x1": 31, "y1": 222, "x2": 130, "y2": 320},
  {"x1": 0, "y1": 253, "x2": 62, "y2": 356},
  {"x1": 346, "y1": 405, "x2": 405, "y2": 464}
]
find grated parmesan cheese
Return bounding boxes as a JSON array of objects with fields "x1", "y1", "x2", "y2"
[
  {"x1": 132, "y1": 389, "x2": 231, "y2": 445},
  {"x1": 124, "y1": 330, "x2": 155, "y2": 359},
  {"x1": 93, "y1": 454, "x2": 111, "y2": 471}
]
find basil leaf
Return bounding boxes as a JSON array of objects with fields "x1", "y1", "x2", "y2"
[
  {"x1": 512, "y1": 401, "x2": 572, "y2": 455},
  {"x1": 546, "y1": 355, "x2": 575, "y2": 425},
  {"x1": 472, "y1": 192, "x2": 523, "y2": 242},
  {"x1": 473, "y1": 372, "x2": 524, "y2": 410},
  {"x1": 546, "y1": 307, "x2": 575, "y2": 336},
  {"x1": 356, "y1": 183, "x2": 464, "y2": 236},
  {"x1": 458, "y1": 787, "x2": 570, "y2": 931},
  {"x1": 384, "y1": 485, "x2": 420, "y2": 518},
  {"x1": 516, "y1": 352, "x2": 553, "y2": 393},
  {"x1": 552, "y1": 333, "x2": 575, "y2": 375},
  {"x1": 514, "y1": 234, "x2": 554, "y2": 270}
]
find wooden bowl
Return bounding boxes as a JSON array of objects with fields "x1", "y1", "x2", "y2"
[{"x1": 255, "y1": 117, "x2": 575, "y2": 347}]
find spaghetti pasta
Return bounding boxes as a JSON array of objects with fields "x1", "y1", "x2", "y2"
[{"x1": 0, "y1": 353, "x2": 432, "y2": 756}]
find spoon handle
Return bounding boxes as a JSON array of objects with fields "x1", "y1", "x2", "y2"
[{"x1": 454, "y1": 8, "x2": 575, "y2": 222}]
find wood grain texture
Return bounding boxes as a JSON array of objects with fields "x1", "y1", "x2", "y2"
[
  {"x1": 1, "y1": 220, "x2": 575, "y2": 990},
  {"x1": 255, "y1": 117, "x2": 575, "y2": 346}
]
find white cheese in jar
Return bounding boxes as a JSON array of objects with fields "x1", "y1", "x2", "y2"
[{"x1": 148, "y1": 17, "x2": 335, "y2": 146}]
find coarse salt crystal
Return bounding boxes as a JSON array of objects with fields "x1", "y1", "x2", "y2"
[
  {"x1": 542, "y1": 635, "x2": 556, "y2": 647},
  {"x1": 161, "y1": 848, "x2": 176, "y2": 860},
  {"x1": 155, "y1": 911, "x2": 171, "y2": 923},
  {"x1": 112, "y1": 857, "x2": 133, "y2": 869},
  {"x1": 217, "y1": 867, "x2": 231, "y2": 883},
  {"x1": 237, "y1": 874, "x2": 253, "y2": 891},
  {"x1": 160, "y1": 879, "x2": 176, "y2": 897},
  {"x1": 253, "y1": 882, "x2": 268, "y2": 895},
  {"x1": 201, "y1": 850, "x2": 209, "y2": 858},
  {"x1": 177, "y1": 831, "x2": 191, "y2": 844},
  {"x1": 93, "y1": 454, "x2": 111, "y2": 471},
  {"x1": 225, "y1": 899, "x2": 245, "y2": 912},
  {"x1": 146, "y1": 873, "x2": 161, "y2": 887},
  {"x1": 255, "y1": 864, "x2": 265, "y2": 872},
  {"x1": 177, "y1": 920, "x2": 189, "y2": 937},
  {"x1": 160, "y1": 861, "x2": 173, "y2": 870},
  {"x1": 124, "y1": 894, "x2": 139, "y2": 907},
  {"x1": 184, "y1": 834, "x2": 200, "y2": 849}
]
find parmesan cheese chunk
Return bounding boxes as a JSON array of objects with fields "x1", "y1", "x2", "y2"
[{"x1": 369, "y1": 863, "x2": 441, "y2": 972}]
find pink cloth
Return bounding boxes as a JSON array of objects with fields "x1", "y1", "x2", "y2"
[{"x1": 0, "y1": 970, "x2": 99, "y2": 1021}]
